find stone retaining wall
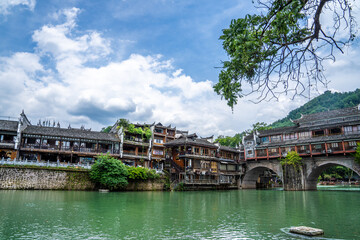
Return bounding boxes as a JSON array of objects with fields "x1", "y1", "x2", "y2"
[
  {"x1": 126, "y1": 180, "x2": 165, "y2": 191},
  {"x1": 0, "y1": 166, "x2": 95, "y2": 190},
  {"x1": 0, "y1": 166, "x2": 165, "y2": 191}
]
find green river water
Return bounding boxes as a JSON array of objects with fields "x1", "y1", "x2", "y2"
[{"x1": 0, "y1": 187, "x2": 359, "y2": 240}]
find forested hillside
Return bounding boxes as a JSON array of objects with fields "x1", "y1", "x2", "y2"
[{"x1": 270, "y1": 89, "x2": 360, "y2": 128}]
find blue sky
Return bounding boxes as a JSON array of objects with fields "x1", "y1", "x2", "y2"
[{"x1": 0, "y1": 0, "x2": 359, "y2": 136}]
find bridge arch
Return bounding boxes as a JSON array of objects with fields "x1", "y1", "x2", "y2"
[
  {"x1": 242, "y1": 161, "x2": 283, "y2": 189},
  {"x1": 304, "y1": 158, "x2": 360, "y2": 190}
]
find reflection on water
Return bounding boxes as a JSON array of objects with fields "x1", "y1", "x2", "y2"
[
  {"x1": 0, "y1": 189, "x2": 359, "y2": 240},
  {"x1": 318, "y1": 185, "x2": 360, "y2": 191}
]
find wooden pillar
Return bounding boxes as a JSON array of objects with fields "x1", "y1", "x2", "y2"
[
  {"x1": 342, "y1": 141, "x2": 345, "y2": 155},
  {"x1": 135, "y1": 146, "x2": 138, "y2": 156},
  {"x1": 279, "y1": 147, "x2": 282, "y2": 158},
  {"x1": 309, "y1": 144, "x2": 312, "y2": 157},
  {"x1": 266, "y1": 148, "x2": 269, "y2": 160},
  {"x1": 325, "y1": 142, "x2": 328, "y2": 156}
]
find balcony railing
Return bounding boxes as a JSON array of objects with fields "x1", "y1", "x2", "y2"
[
  {"x1": 181, "y1": 179, "x2": 219, "y2": 185},
  {"x1": 0, "y1": 140, "x2": 15, "y2": 144},
  {"x1": 179, "y1": 151, "x2": 216, "y2": 158},
  {"x1": 22, "y1": 144, "x2": 119, "y2": 155},
  {"x1": 0, "y1": 158, "x2": 92, "y2": 169}
]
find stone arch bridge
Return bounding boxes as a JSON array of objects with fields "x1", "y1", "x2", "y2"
[{"x1": 241, "y1": 156, "x2": 360, "y2": 190}]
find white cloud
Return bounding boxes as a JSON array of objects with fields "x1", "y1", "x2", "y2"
[
  {"x1": 0, "y1": 0, "x2": 35, "y2": 15},
  {"x1": 0, "y1": 7, "x2": 347, "y2": 137}
]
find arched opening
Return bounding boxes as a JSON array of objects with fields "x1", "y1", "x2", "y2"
[
  {"x1": 242, "y1": 166, "x2": 283, "y2": 189},
  {"x1": 306, "y1": 163, "x2": 360, "y2": 190}
]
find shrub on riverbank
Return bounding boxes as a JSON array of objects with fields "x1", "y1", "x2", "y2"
[
  {"x1": 89, "y1": 154, "x2": 129, "y2": 190},
  {"x1": 127, "y1": 166, "x2": 160, "y2": 181}
]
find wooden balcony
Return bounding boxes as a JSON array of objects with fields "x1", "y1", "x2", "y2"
[{"x1": 21, "y1": 144, "x2": 119, "y2": 155}]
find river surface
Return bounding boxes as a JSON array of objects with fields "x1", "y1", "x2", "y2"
[{"x1": 0, "y1": 187, "x2": 359, "y2": 240}]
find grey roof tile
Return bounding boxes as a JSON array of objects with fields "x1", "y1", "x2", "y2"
[
  {"x1": 0, "y1": 120, "x2": 18, "y2": 132},
  {"x1": 22, "y1": 125, "x2": 119, "y2": 141}
]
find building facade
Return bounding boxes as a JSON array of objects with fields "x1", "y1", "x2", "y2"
[
  {"x1": 242, "y1": 106, "x2": 360, "y2": 161},
  {"x1": 164, "y1": 133, "x2": 243, "y2": 187}
]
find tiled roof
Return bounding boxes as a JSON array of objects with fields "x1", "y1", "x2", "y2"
[
  {"x1": 293, "y1": 106, "x2": 360, "y2": 124},
  {"x1": 219, "y1": 145, "x2": 240, "y2": 153},
  {"x1": 258, "y1": 126, "x2": 298, "y2": 136},
  {"x1": 0, "y1": 120, "x2": 18, "y2": 132},
  {"x1": 22, "y1": 125, "x2": 119, "y2": 141}
]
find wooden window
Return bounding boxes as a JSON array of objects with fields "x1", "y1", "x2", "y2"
[
  {"x1": 271, "y1": 135, "x2": 281, "y2": 142},
  {"x1": 220, "y1": 164, "x2": 227, "y2": 171},
  {"x1": 312, "y1": 130, "x2": 325, "y2": 137},
  {"x1": 284, "y1": 133, "x2": 296, "y2": 140},
  {"x1": 331, "y1": 143, "x2": 338, "y2": 148},
  {"x1": 211, "y1": 161, "x2": 217, "y2": 170},
  {"x1": 228, "y1": 165, "x2": 236, "y2": 171},
  {"x1": 349, "y1": 141, "x2": 357, "y2": 147},
  {"x1": 329, "y1": 128, "x2": 342, "y2": 135},
  {"x1": 154, "y1": 138, "x2": 163, "y2": 144},
  {"x1": 299, "y1": 131, "x2": 311, "y2": 139},
  {"x1": 153, "y1": 149, "x2": 163, "y2": 155}
]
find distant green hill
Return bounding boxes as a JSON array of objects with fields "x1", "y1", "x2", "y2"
[{"x1": 270, "y1": 89, "x2": 360, "y2": 128}]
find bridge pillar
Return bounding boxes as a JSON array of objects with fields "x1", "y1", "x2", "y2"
[{"x1": 282, "y1": 165, "x2": 305, "y2": 191}]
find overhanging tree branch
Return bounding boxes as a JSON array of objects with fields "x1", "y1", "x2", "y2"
[{"x1": 214, "y1": 0, "x2": 357, "y2": 108}]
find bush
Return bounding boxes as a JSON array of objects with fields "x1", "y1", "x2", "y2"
[
  {"x1": 280, "y1": 151, "x2": 302, "y2": 168},
  {"x1": 127, "y1": 166, "x2": 160, "y2": 181},
  {"x1": 89, "y1": 154, "x2": 129, "y2": 190},
  {"x1": 354, "y1": 143, "x2": 360, "y2": 165}
]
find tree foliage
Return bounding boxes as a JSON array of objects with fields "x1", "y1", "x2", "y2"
[
  {"x1": 354, "y1": 142, "x2": 360, "y2": 165},
  {"x1": 215, "y1": 122, "x2": 271, "y2": 146},
  {"x1": 127, "y1": 124, "x2": 152, "y2": 140},
  {"x1": 89, "y1": 154, "x2": 129, "y2": 190},
  {"x1": 215, "y1": 0, "x2": 357, "y2": 107},
  {"x1": 319, "y1": 165, "x2": 357, "y2": 180},
  {"x1": 101, "y1": 126, "x2": 112, "y2": 133},
  {"x1": 280, "y1": 151, "x2": 302, "y2": 167},
  {"x1": 117, "y1": 118, "x2": 130, "y2": 129},
  {"x1": 216, "y1": 133, "x2": 243, "y2": 147},
  {"x1": 127, "y1": 166, "x2": 160, "y2": 181}
]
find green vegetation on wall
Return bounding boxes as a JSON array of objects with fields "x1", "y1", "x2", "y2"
[{"x1": 280, "y1": 151, "x2": 302, "y2": 168}]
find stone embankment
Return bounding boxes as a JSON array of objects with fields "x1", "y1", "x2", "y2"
[
  {"x1": 0, "y1": 166, "x2": 95, "y2": 190},
  {"x1": 0, "y1": 166, "x2": 165, "y2": 191}
]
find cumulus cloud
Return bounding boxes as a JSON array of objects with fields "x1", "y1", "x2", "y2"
[
  {"x1": 0, "y1": 0, "x2": 35, "y2": 15},
  {"x1": 0, "y1": 7, "x2": 334, "y2": 136}
]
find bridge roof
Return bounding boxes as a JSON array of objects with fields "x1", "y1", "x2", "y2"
[
  {"x1": 293, "y1": 106, "x2": 360, "y2": 124},
  {"x1": 258, "y1": 126, "x2": 298, "y2": 136}
]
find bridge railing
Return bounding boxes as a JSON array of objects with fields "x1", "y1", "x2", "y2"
[{"x1": 249, "y1": 140, "x2": 359, "y2": 161}]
